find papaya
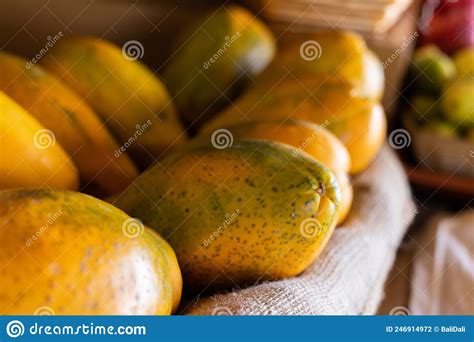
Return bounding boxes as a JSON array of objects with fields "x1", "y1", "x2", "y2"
[
  {"x1": 255, "y1": 31, "x2": 384, "y2": 100},
  {"x1": 0, "y1": 92, "x2": 78, "y2": 190},
  {"x1": 162, "y1": 5, "x2": 275, "y2": 128},
  {"x1": 200, "y1": 120, "x2": 352, "y2": 223},
  {"x1": 201, "y1": 78, "x2": 387, "y2": 173},
  {"x1": 115, "y1": 140, "x2": 341, "y2": 292},
  {"x1": 0, "y1": 52, "x2": 138, "y2": 195},
  {"x1": 40, "y1": 37, "x2": 186, "y2": 168},
  {"x1": 0, "y1": 188, "x2": 182, "y2": 315}
]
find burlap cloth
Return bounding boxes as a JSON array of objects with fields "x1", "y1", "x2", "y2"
[{"x1": 184, "y1": 145, "x2": 415, "y2": 315}]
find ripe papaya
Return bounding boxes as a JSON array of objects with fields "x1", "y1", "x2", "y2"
[
  {"x1": 0, "y1": 52, "x2": 138, "y2": 195},
  {"x1": 0, "y1": 188, "x2": 182, "y2": 315},
  {"x1": 115, "y1": 140, "x2": 341, "y2": 292},
  {"x1": 201, "y1": 78, "x2": 387, "y2": 173},
  {"x1": 200, "y1": 120, "x2": 352, "y2": 223},
  {"x1": 41, "y1": 37, "x2": 186, "y2": 168},
  {"x1": 0, "y1": 92, "x2": 78, "y2": 190},
  {"x1": 162, "y1": 5, "x2": 275, "y2": 128},
  {"x1": 256, "y1": 31, "x2": 384, "y2": 100}
]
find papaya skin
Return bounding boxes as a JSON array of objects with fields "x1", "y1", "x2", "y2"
[
  {"x1": 0, "y1": 52, "x2": 139, "y2": 195},
  {"x1": 201, "y1": 78, "x2": 387, "y2": 173},
  {"x1": 41, "y1": 37, "x2": 187, "y2": 168},
  {"x1": 0, "y1": 92, "x2": 78, "y2": 190},
  {"x1": 0, "y1": 188, "x2": 182, "y2": 315},
  {"x1": 207, "y1": 120, "x2": 352, "y2": 223},
  {"x1": 256, "y1": 31, "x2": 384, "y2": 101},
  {"x1": 115, "y1": 140, "x2": 341, "y2": 292},
  {"x1": 162, "y1": 5, "x2": 276, "y2": 128}
]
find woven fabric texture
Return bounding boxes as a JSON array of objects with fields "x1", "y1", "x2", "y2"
[{"x1": 185, "y1": 145, "x2": 415, "y2": 315}]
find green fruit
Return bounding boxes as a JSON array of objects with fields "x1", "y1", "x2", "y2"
[
  {"x1": 411, "y1": 45, "x2": 456, "y2": 93},
  {"x1": 409, "y1": 95, "x2": 441, "y2": 122},
  {"x1": 162, "y1": 5, "x2": 275, "y2": 127},
  {"x1": 453, "y1": 47, "x2": 474, "y2": 77},
  {"x1": 424, "y1": 120, "x2": 457, "y2": 138},
  {"x1": 441, "y1": 79, "x2": 474, "y2": 127},
  {"x1": 115, "y1": 140, "x2": 341, "y2": 292}
]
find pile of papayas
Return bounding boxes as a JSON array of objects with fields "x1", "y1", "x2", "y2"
[{"x1": 0, "y1": 5, "x2": 386, "y2": 314}]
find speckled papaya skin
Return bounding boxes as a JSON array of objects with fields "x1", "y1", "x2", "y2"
[
  {"x1": 162, "y1": 5, "x2": 275, "y2": 127},
  {"x1": 40, "y1": 37, "x2": 186, "y2": 168},
  {"x1": 201, "y1": 78, "x2": 387, "y2": 173},
  {"x1": 206, "y1": 120, "x2": 353, "y2": 224},
  {"x1": 0, "y1": 52, "x2": 139, "y2": 195},
  {"x1": 115, "y1": 140, "x2": 341, "y2": 292},
  {"x1": 0, "y1": 189, "x2": 182, "y2": 315},
  {"x1": 256, "y1": 31, "x2": 384, "y2": 101}
]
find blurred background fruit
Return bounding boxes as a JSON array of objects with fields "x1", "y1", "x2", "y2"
[
  {"x1": 41, "y1": 37, "x2": 186, "y2": 169},
  {"x1": 441, "y1": 79, "x2": 474, "y2": 127},
  {"x1": 256, "y1": 31, "x2": 385, "y2": 101},
  {"x1": 162, "y1": 5, "x2": 276, "y2": 129},
  {"x1": 202, "y1": 78, "x2": 386, "y2": 173},
  {"x1": 410, "y1": 45, "x2": 455, "y2": 94},
  {"x1": 0, "y1": 52, "x2": 139, "y2": 195},
  {"x1": 0, "y1": 92, "x2": 78, "y2": 191},
  {"x1": 419, "y1": 0, "x2": 474, "y2": 54}
]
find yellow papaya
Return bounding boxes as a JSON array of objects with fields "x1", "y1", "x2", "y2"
[
  {"x1": 202, "y1": 78, "x2": 387, "y2": 173},
  {"x1": 206, "y1": 120, "x2": 352, "y2": 223},
  {"x1": 41, "y1": 37, "x2": 186, "y2": 168},
  {"x1": 0, "y1": 92, "x2": 78, "y2": 190},
  {"x1": 0, "y1": 51, "x2": 138, "y2": 195},
  {"x1": 0, "y1": 188, "x2": 182, "y2": 315},
  {"x1": 162, "y1": 5, "x2": 276, "y2": 128},
  {"x1": 256, "y1": 30, "x2": 384, "y2": 100},
  {"x1": 115, "y1": 140, "x2": 341, "y2": 292}
]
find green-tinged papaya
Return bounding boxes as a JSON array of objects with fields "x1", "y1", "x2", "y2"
[
  {"x1": 41, "y1": 37, "x2": 186, "y2": 168},
  {"x1": 115, "y1": 140, "x2": 341, "y2": 292},
  {"x1": 162, "y1": 5, "x2": 276, "y2": 128}
]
